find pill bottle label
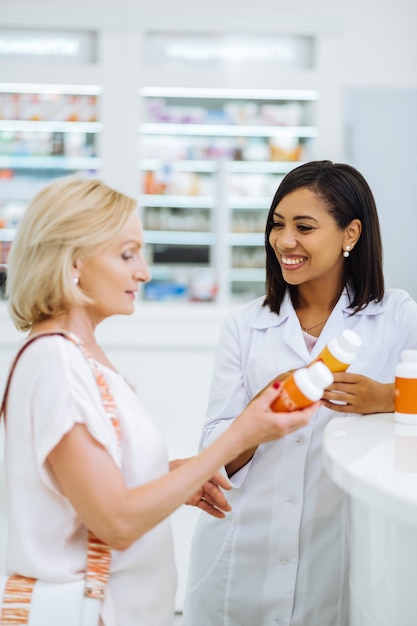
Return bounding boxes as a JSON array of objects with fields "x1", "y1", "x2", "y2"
[
  {"x1": 271, "y1": 376, "x2": 312, "y2": 412},
  {"x1": 394, "y1": 376, "x2": 417, "y2": 414},
  {"x1": 316, "y1": 347, "x2": 347, "y2": 373}
]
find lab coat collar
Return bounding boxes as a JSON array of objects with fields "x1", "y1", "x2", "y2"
[{"x1": 250, "y1": 289, "x2": 385, "y2": 363}]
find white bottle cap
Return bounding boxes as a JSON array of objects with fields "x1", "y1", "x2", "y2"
[
  {"x1": 400, "y1": 350, "x2": 417, "y2": 362},
  {"x1": 339, "y1": 329, "x2": 362, "y2": 353},
  {"x1": 308, "y1": 361, "x2": 334, "y2": 389}
]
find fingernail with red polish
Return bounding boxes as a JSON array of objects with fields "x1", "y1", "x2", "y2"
[{"x1": 273, "y1": 381, "x2": 281, "y2": 389}]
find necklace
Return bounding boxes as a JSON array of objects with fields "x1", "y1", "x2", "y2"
[{"x1": 300, "y1": 317, "x2": 330, "y2": 333}]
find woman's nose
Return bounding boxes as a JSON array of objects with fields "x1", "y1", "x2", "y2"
[
  {"x1": 135, "y1": 257, "x2": 151, "y2": 283},
  {"x1": 277, "y1": 228, "x2": 297, "y2": 248}
]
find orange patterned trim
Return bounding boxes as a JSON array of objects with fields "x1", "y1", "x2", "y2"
[
  {"x1": 0, "y1": 330, "x2": 122, "y2": 618},
  {"x1": 0, "y1": 576, "x2": 36, "y2": 625},
  {"x1": 85, "y1": 532, "x2": 112, "y2": 599},
  {"x1": 64, "y1": 332, "x2": 118, "y2": 600},
  {"x1": 85, "y1": 359, "x2": 122, "y2": 447}
]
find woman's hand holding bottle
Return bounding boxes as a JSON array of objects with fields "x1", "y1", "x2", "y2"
[{"x1": 222, "y1": 381, "x2": 319, "y2": 478}]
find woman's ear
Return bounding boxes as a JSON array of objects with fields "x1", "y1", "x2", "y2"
[
  {"x1": 72, "y1": 258, "x2": 82, "y2": 283},
  {"x1": 344, "y1": 219, "x2": 362, "y2": 249}
]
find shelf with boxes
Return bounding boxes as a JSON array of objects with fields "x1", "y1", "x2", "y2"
[
  {"x1": 0, "y1": 83, "x2": 103, "y2": 256},
  {"x1": 138, "y1": 86, "x2": 319, "y2": 303}
]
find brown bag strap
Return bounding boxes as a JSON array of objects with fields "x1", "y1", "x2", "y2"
[
  {"x1": 0, "y1": 330, "x2": 121, "y2": 602},
  {"x1": 2, "y1": 332, "x2": 122, "y2": 447},
  {"x1": 0, "y1": 333, "x2": 59, "y2": 419}
]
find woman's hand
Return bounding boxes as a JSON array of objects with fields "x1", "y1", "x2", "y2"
[
  {"x1": 235, "y1": 381, "x2": 319, "y2": 444},
  {"x1": 225, "y1": 382, "x2": 319, "y2": 476},
  {"x1": 252, "y1": 370, "x2": 295, "y2": 400},
  {"x1": 321, "y1": 373, "x2": 395, "y2": 414},
  {"x1": 170, "y1": 458, "x2": 231, "y2": 518}
]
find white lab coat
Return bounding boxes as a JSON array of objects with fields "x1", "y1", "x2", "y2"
[{"x1": 182, "y1": 288, "x2": 417, "y2": 626}]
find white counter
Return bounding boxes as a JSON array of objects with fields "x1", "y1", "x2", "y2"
[{"x1": 323, "y1": 413, "x2": 417, "y2": 626}]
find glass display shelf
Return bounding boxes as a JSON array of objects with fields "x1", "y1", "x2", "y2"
[
  {"x1": 0, "y1": 82, "x2": 103, "y2": 249},
  {"x1": 138, "y1": 86, "x2": 318, "y2": 303}
]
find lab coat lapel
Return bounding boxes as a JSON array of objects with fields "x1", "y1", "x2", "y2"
[
  {"x1": 252, "y1": 295, "x2": 310, "y2": 363},
  {"x1": 310, "y1": 292, "x2": 353, "y2": 360},
  {"x1": 275, "y1": 294, "x2": 311, "y2": 363},
  {"x1": 282, "y1": 310, "x2": 311, "y2": 362}
]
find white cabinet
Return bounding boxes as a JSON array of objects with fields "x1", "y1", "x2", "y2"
[
  {"x1": 0, "y1": 82, "x2": 102, "y2": 264},
  {"x1": 323, "y1": 413, "x2": 417, "y2": 626},
  {"x1": 138, "y1": 87, "x2": 319, "y2": 303}
]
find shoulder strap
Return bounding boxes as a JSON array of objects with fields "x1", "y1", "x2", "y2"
[
  {"x1": 0, "y1": 330, "x2": 120, "y2": 601},
  {"x1": 1, "y1": 331, "x2": 121, "y2": 446},
  {"x1": 0, "y1": 332, "x2": 56, "y2": 420}
]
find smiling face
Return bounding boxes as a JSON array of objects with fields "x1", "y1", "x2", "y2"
[
  {"x1": 75, "y1": 212, "x2": 151, "y2": 324},
  {"x1": 268, "y1": 187, "x2": 350, "y2": 290}
]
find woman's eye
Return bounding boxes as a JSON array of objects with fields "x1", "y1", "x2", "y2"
[
  {"x1": 271, "y1": 221, "x2": 284, "y2": 229},
  {"x1": 122, "y1": 252, "x2": 133, "y2": 260},
  {"x1": 297, "y1": 224, "x2": 314, "y2": 232}
]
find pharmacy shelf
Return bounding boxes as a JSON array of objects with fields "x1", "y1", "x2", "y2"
[
  {"x1": 140, "y1": 122, "x2": 317, "y2": 138},
  {"x1": 0, "y1": 83, "x2": 102, "y2": 95},
  {"x1": 138, "y1": 86, "x2": 318, "y2": 302},
  {"x1": 141, "y1": 158, "x2": 301, "y2": 175},
  {"x1": 227, "y1": 160, "x2": 302, "y2": 174},
  {"x1": 0, "y1": 120, "x2": 102, "y2": 133},
  {"x1": 228, "y1": 196, "x2": 271, "y2": 209},
  {"x1": 139, "y1": 194, "x2": 215, "y2": 209},
  {"x1": 141, "y1": 87, "x2": 319, "y2": 100},
  {"x1": 140, "y1": 159, "x2": 217, "y2": 173},
  {"x1": 0, "y1": 83, "x2": 103, "y2": 248},
  {"x1": 144, "y1": 231, "x2": 215, "y2": 245},
  {"x1": 230, "y1": 268, "x2": 266, "y2": 281},
  {"x1": 228, "y1": 233, "x2": 265, "y2": 246},
  {"x1": 0, "y1": 156, "x2": 102, "y2": 170}
]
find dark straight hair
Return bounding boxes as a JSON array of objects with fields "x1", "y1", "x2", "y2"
[{"x1": 264, "y1": 160, "x2": 384, "y2": 314}]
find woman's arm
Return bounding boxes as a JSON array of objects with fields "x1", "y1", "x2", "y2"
[{"x1": 47, "y1": 382, "x2": 317, "y2": 551}]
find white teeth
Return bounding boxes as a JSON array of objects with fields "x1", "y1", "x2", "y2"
[{"x1": 282, "y1": 257, "x2": 305, "y2": 265}]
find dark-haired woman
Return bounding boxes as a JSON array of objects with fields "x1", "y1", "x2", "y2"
[{"x1": 182, "y1": 161, "x2": 417, "y2": 626}]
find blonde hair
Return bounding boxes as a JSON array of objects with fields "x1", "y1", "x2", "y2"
[{"x1": 7, "y1": 176, "x2": 137, "y2": 331}]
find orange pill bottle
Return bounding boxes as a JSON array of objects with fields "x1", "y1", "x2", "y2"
[
  {"x1": 271, "y1": 361, "x2": 333, "y2": 413},
  {"x1": 394, "y1": 350, "x2": 417, "y2": 425},
  {"x1": 312, "y1": 329, "x2": 362, "y2": 373}
]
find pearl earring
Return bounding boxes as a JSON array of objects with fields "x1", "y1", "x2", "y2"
[
  {"x1": 73, "y1": 276, "x2": 79, "y2": 285},
  {"x1": 343, "y1": 245, "x2": 352, "y2": 258}
]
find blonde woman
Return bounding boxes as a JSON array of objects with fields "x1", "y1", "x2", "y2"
[{"x1": 1, "y1": 176, "x2": 317, "y2": 626}]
